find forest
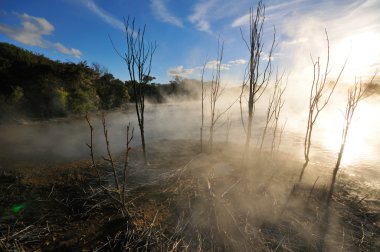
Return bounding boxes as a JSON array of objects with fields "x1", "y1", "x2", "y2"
[{"x1": 0, "y1": 42, "x2": 199, "y2": 122}]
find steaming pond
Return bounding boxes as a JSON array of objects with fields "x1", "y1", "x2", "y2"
[{"x1": 0, "y1": 101, "x2": 379, "y2": 188}]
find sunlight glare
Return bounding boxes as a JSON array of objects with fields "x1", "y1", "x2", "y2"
[
  {"x1": 333, "y1": 31, "x2": 380, "y2": 79},
  {"x1": 321, "y1": 101, "x2": 374, "y2": 167}
]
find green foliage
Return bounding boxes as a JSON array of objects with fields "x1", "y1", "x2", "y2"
[
  {"x1": 0, "y1": 42, "x2": 130, "y2": 121},
  {"x1": 11, "y1": 86, "x2": 24, "y2": 104},
  {"x1": 0, "y1": 42, "x2": 201, "y2": 122},
  {"x1": 55, "y1": 87, "x2": 69, "y2": 112},
  {"x1": 96, "y1": 73, "x2": 129, "y2": 109},
  {"x1": 126, "y1": 76, "x2": 200, "y2": 103}
]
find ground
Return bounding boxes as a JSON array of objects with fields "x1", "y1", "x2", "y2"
[{"x1": 0, "y1": 139, "x2": 379, "y2": 251}]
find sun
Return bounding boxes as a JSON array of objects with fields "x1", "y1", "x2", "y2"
[
  {"x1": 333, "y1": 31, "x2": 380, "y2": 80},
  {"x1": 320, "y1": 101, "x2": 375, "y2": 167}
]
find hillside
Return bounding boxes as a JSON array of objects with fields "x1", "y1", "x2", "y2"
[{"x1": 0, "y1": 43, "x2": 203, "y2": 122}]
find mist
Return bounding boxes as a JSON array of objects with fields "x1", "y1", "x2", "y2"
[
  {"x1": 1, "y1": 65, "x2": 380, "y2": 252},
  {"x1": 1, "y1": 79, "x2": 380, "y2": 185},
  {"x1": 1, "y1": 0, "x2": 380, "y2": 250}
]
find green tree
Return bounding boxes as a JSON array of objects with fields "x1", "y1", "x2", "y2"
[{"x1": 96, "y1": 73, "x2": 130, "y2": 109}]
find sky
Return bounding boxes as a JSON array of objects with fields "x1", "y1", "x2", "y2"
[{"x1": 1, "y1": 0, "x2": 379, "y2": 84}]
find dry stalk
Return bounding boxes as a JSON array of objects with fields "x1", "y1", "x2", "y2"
[
  {"x1": 208, "y1": 39, "x2": 240, "y2": 153},
  {"x1": 101, "y1": 112, "x2": 120, "y2": 193},
  {"x1": 200, "y1": 59, "x2": 207, "y2": 153},
  {"x1": 299, "y1": 29, "x2": 347, "y2": 183},
  {"x1": 271, "y1": 75, "x2": 287, "y2": 154},
  {"x1": 85, "y1": 113, "x2": 101, "y2": 183},
  {"x1": 259, "y1": 69, "x2": 285, "y2": 154},
  {"x1": 327, "y1": 73, "x2": 377, "y2": 205},
  {"x1": 122, "y1": 123, "x2": 134, "y2": 205}
]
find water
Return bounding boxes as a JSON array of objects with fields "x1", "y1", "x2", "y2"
[{"x1": 0, "y1": 101, "x2": 379, "y2": 188}]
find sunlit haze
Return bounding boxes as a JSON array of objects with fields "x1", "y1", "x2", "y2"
[{"x1": 1, "y1": 1, "x2": 380, "y2": 250}]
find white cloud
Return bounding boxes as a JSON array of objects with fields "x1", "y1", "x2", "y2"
[
  {"x1": 188, "y1": 0, "x2": 215, "y2": 33},
  {"x1": 274, "y1": 0, "x2": 380, "y2": 80},
  {"x1": 229, "y1": 59, "x2": 247, "y2": 65},
  {"x1": 266, "y1": 0, "x2": 306, "y2": 13},
  {"x1": 0, "y1": 13, "x2": 82, "y2": 58},
  {"x1": 0, "y1": 13, "x2": 54, "y2": 47},
  {"x1": 281, "y1": 38, "x2": 308, "y2": 46},
  {"x1": 194, "y1": 20, "x2": 210, "y2": 32},
  {"x1": 79, "y1": 0, "x2": 124, "y2": 31},
  {"x1": 189, "y1": 0, "x2": 252, "y2": 32},
  {"x1": 53, "y1": 42, "x2": 82, "y2": 58},
  {"x1": 168, "y1": 58, "x2": 246, "y2": 79},
  {"x1": 205, "y1": 60, "x2": 231, "y2": 70},
  {"x1": 168, "y1": 65, "x2": 195, "y2": 77},
  {"x1": 20, "y1": 13, "x2": 54, "y2": 35},
  {"x1": 231, "y1": 0, "x2": 305, "y2": 28},
  {"x1": 231, "y1": 13, "x2": 249, "y2": 27},
  {"x1": 150, "y1": 0, "x2": 183, "y2": 27},
  {"x1": 260, "y1": 52, "x2": 275, "y2": 62}
]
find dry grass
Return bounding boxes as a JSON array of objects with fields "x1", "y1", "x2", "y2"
[{"x1": 1, "y1": 139, "x2": 379, "y2": 251}]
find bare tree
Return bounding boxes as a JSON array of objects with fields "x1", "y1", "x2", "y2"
[
  {"x1": 258, "y1": 70, "x2": 284, "y2": 153},
  {"x1": 113, "y1": 17, "x2": 157, "y2": 163},
  {"x1": 258, "y1": 85, "x2": 277, "y2": 153},
  {"x1": 208, "y1": 40, "x2": 224, "y2": 152},
  {"x1": 241, "y1": 1, "x2": 276, "y2": 162},
  {"x1": 85, "y1": 114, "x2": 134, "y2": 217},
  {"x1": 298, "y1": 30, "x2": 346, "y2": 183},
  {"x1": 275, "y1": 119, "x2": 287, "y2": 154},
  {"x1": 327, "y1": 74, "x2": 376, "y2": 204},
  {"x1": 271, "y1": 77, "x2": 287, "y2": 154},
  {"x1": 102, "y1": 113, "x2": 120, "y2": 193},
  {"x1": 225, "y1": 113, "x2": 232, "y2": 143},
  {"x1": 85, "y1": 113, "x2": 101, "y2": 183},
  {"x1": 200, "y1": 60, "x2": 207, "y2": 152},
  {"x1": 207, "y1": 40, "x2": 239, "y2": 152},
  {"x1": 122, "y1": 122, "x2": 134, "y2": 206}
]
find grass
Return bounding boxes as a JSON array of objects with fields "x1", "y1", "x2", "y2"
[{"x1": 1, "y1": 139, "x2": 379, "y2": 251}]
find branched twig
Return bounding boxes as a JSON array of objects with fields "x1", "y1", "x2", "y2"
[
  {"x1": 122, "y1": 123, "x2": 134, "y2": 205},
  {"x1": 102, "y1": 113, "x2": 120, "y2": 193},
  {"x1": 85, "y1": 113, "x2": 101, "y2": 183},
  {"x1": 299, "y1": 29, "x2": 347, "y2": 183}
]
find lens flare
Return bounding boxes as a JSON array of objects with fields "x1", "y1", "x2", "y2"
[{"x1": 12, "y1": 203, "x2": 25, "y2": 214}]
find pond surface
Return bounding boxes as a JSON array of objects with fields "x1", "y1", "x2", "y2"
[{"x1": 0, "y1": 101, "x2": 379, "y2": 188}]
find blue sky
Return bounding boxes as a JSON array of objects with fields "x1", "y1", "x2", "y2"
[{"x1": 1, "y1": 0, "x2": 379, "y2": 84}]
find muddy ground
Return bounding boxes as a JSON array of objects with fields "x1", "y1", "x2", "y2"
[{"x1": 1, "y1": 139, "x2": 379, "y2": 251}]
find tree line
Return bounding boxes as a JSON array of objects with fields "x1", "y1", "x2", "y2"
[{"x1": 0, "y1": 42, "x2": 199, "y2": 122}]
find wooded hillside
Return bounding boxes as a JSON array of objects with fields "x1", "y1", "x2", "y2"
[{"x1": 0, "y1": 43, "x2": 201, "y2": 122}]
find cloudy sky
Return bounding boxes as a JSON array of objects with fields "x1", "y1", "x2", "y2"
[{"x1": 1, "y1": 0, "x2": 379, "y2": 84}]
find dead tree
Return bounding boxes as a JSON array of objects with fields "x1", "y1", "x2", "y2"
[
  {"x1": 275, "y1": 119, "x2": 287, "y2": 153},
  {"x1": 115, "y1": 17, "x2": 156, "y2": 163},
  {"x1": 102, "y1": 113, "x2": 120, "y2": 193},
  {"x1": 271, "y1": 77, "x2": 287, "y2": 154},
  {"x1": 327, "y1": 74, "x2": 376, "y2": 205},
  {"x1": 259, "y1": 84, "x2": 276, "y2": 153},
  {"x1": 122, "y1": 123, "x2": 134, "y2": 206},
  {"x1": 298, "y1": 30, "x2": 346, "y2": 183},
  {"x1": 208, "y1": 40, "x2": 224, "y2": 152},
  {"x1": 207, "y1": 40, "x2": 239, "y2": 152},
  {"x1": 259, "y1": 70, "x2": 284, "y2": 153},
  {"x1": 200, "y1": 60, "x2": 207, "y2": 152},
  {"x1": 225, "y1": 113, "x2": 232, "y2": 143},
  {"x1": 85, "y1": 113, "x2": 101, "y2": 183},
  {"x1": 241, "y1": 1, "x2": 275, "y2": 163},
  {"x1": 85, "y1": 114, "x2": 134, "y2": 217}
]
